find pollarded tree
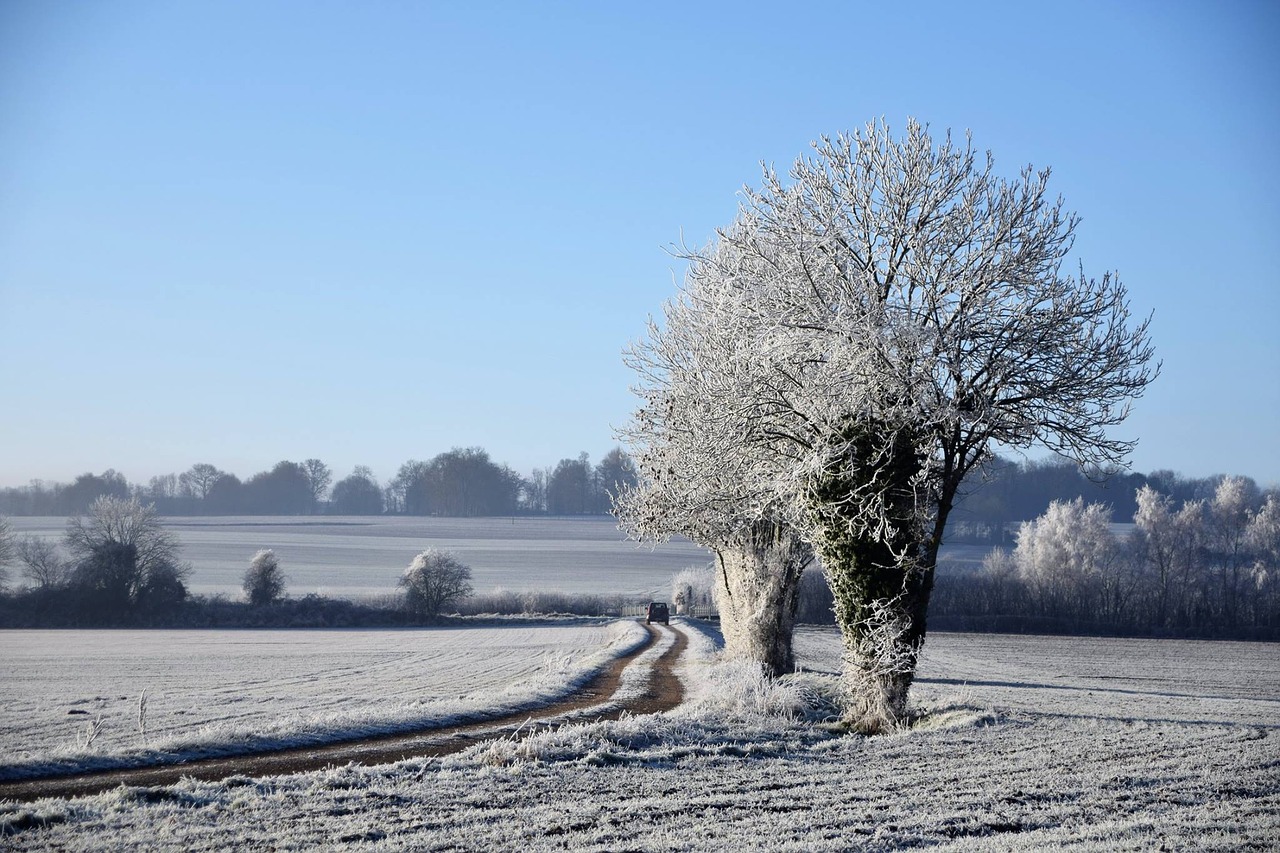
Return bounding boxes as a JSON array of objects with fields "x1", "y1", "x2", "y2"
[
  {"x1": 655, "y1": 119, "x2": 1156, "y2": 730},
  {"x1": 400, "y1": 549, "x2": 474, "y2": 620},
  {"x1": 243, "y1": 549, "x2": 286, "y2": 605},
  {"x1": 619, "y1": 288, "x2": 812, "y2": 677}
]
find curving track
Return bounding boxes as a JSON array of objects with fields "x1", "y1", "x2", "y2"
[{"x1": 0, "y1": 621, "x2": 688, "y2": 803}]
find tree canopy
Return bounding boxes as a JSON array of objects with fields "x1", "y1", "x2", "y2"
[{"x1": 621, "y1": 118, "x2": 1157, "y2": 729}]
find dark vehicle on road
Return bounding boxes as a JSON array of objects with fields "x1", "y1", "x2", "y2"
[{"x1": 646, "y1": 602, "x2": 669, "y2": 625}]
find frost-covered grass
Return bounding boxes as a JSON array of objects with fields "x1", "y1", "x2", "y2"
[
  {"x1": 0, "y1": 620, "x2": 647, "y2": 781},
  {"x1": 796, "y1": 626, "x2": 1280, "y2": 727},
  {"x1": 3, "y1": 627, "x2": 1277, "y2": 851}
]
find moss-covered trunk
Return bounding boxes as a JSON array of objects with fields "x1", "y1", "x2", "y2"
[
  {"x1": 713, "y1": 519, "x2": 809, "y2": 678},
  {"x1": 809, "y1": 423, "x2": 935, "y2": 733}
]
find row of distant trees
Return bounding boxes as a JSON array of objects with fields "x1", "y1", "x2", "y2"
[
  {"x1": 0, "y1": 448, "x2": 640, "y2": 518},
  {"x1": 669, "y1": 476, "x2": 1280, "y2": 639},
  {"x1": 1, "y1": 449, "x2": 1268, "y2": 527},
  {"x1": 936, "y1": 475, "x2": 1280, "y2": 637},
  {"x1": 946, "y1": 456, "x2": 1273, "y2": 542}
]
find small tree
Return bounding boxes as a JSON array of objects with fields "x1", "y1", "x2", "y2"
[
  {"x1": 400, "y1": 549, "x2": 474, "y2": 619},
  {"x1": 18, "y1": 535, "x2": 70, "y2": 589},
  {"x1": 670, "y1": 564, "x2": 716, "y2": 615},
  {"x1": 243, "y1": 549, "x2": 286, "y2": 605},
  {"x1": 1013, "y1": 498, "x2": 1120, "y2": 622},
  {"x1": 66, "y1": 496, "x2": 189, "y2": 618}
]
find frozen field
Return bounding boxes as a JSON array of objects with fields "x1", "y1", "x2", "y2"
[
  {"x1": 0, "y1": 621, "x2": 647, "y2": 780},
  {"x1": 3, "y1": 628, "x2": 1277, "y2": 850},
  {"x1": 795, "y1": 627, "x2": 1280, "y2": 726},
  {"x1": 6, "y1": 516, "x2": 709, "y2": 598}
]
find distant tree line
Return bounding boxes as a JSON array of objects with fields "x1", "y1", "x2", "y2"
[
  {"x1": 946, "y1": 455, "x2": 1269, "y2": 543},
  {"x1": 0, "y1": 448, "x2": 640, "y2": 518},
  {"x1": 770, "y1": 484, "x2": 1279, "y2": 641},
  {"x1": 3, "y1": 450, "x2": 1267, "y2": 529},
  {"x1": 664, "y1": 475, "x2": 1279, "y2": 641},
  {"x1": 933, "y1": 476, "x2": 1279, "y2": 639}
]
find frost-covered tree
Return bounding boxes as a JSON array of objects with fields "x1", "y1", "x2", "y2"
[
  {"x1": 1248, "y1": 495, "x2": 1280, "y2": 572},
  {"x1": 65, "y1": 496, "x2": 189, "y2": 617},
  {"x1": 243, "y1": 549, "x2": 286, "y2": 605},
  {"x1": 619, "y1": 295, "x2": 812, "y2": 676},
  {"x1": 1014, "y1": 498, "x2": 1122, "y2": 621},
  {"x1": 669, "y1": 564, "x2": 716, "y2": 616},
  {"x1": 1247, "y1": 495, "x2": 1280, "y2": 625},
  {"x1": 1205, "y1": 476, "x2": 1259, "y2": 625},
  {"x1": 977, "y1": 546, "x2": 1021, "y2": 616},
  {"x1": 66, "y1": 496, "x2": 184, "y2": 581},
  {"x1": 1132, "y1": 485, "x2": 1207, "y2": 628},
  {"x1": 639, "y1": 119, "x2": 1156, "y2": 730},
  {"x1": 401, "y1": 549, "x2": 474, "y2": 619}
]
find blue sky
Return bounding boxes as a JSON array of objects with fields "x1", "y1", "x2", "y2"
[{"x1": 2, "y1": 0, "x2": 1277, "y2": 488}]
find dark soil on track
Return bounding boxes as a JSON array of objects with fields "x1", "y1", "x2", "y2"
[{"x1": 0, "y1": 621, "x2": 689, "y2": 803}]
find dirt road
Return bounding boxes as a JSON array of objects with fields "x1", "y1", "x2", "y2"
[{"x1": 0, "y1": 621, "x2": 688, "y2": 803}]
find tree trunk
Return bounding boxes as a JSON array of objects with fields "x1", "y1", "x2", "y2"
[
  {"x1": 808, "y1": 423, "x2": 933, "y2": 733},
  {"x1": 712, "y1": 520, "x2": 809, "y2": 678},
  {"x1": 817, "y1": 522, "x2": 933, "y2": 732}
]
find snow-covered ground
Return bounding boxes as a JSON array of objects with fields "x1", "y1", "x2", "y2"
[
  {"x1": 795, "y1": 626, "x2": 1280, "y2": 726},
  {"x1": 0, "y1": 621, "x2": 647, "y2": 780},
  {"x1": 3, "y1": 626, "x2": 1278, "y2": 850}
]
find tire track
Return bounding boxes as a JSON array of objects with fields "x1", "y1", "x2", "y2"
[{"x1": 1, "y1": 621, "x2": 689, "y2": 803}]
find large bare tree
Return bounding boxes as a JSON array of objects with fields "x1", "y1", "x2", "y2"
[
  {"x1": 179, "y1": 463, "x2": 224, "y2": 502},
  {"x1": 302, "y1": 459, "x2": 333, "y2": 511},
  {"x1": 636, "y1": 119, "x2": 1157, "y2": 731}
]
